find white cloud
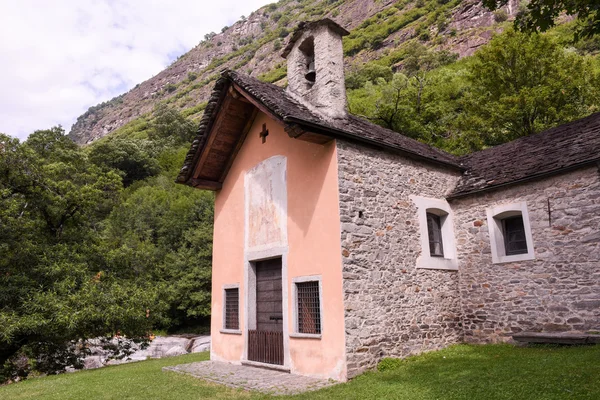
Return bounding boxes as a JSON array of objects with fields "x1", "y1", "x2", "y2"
[{"x1": 0, "y1": 0, "x2": 273, "y2": 140}]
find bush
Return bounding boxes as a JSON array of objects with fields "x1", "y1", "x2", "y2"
[
  {"x1": 346, "y1": 63, "x2": 393, "y2": 89},
  {"x1": 271, "y1": 12, "x2": 282, "y2": 22},
  {"x1": 186, "y1": 72, "x2": 198, "y2": 82},
  {"x1": 494, "y1": 9, "x2": 509, "y2": 23},
  {"x1": 278, "y1": 27, "x2": 290, "y2": 38},
  {"x1": 164, "y1": 83, "x2": 177, "y2": 93}
]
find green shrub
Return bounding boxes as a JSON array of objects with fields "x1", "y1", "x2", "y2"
[
  {"x1": 494, "y1": 9, "x2": 509, "y2": 23},
  {"x1": 186, "y1": 72, "x2": 198, "y2": 82},
  {"x1": 164, "y1": 83, "x2": 177, "y2": 93},
  {"x1": 346, "y1": 63, "x2": 393, "y2": 89},
  {"x1": 278, "y1": 27, "x2": 290, "y2": 38}
]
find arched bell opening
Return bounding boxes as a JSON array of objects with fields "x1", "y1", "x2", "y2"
[{"x1": 298, "y1": 37, "x2": 316, "y2": 85}]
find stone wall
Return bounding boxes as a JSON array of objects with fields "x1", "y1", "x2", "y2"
[
  {"x1": 451, "y1": 165, "x2": 600, "y2": 343},
  {"x1": 336, "y1": 140, "x2": 463, "y2": 378}
]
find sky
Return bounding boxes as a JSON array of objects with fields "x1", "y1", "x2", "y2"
[{"x1": 0, "y1": 0, "x2": 273, "y2": 141}]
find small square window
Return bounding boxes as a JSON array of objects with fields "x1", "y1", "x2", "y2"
[
  {"x1": 426, "y1": 212, "x2": 444, "y2": 257},
  {"x1": 502, "y1": 216, "x2": 528, "y2": 255},
  {"x1": 224, "y1": 288, "x2": 239, "y2": 330},
  {"x1": 296, "y1": 281, "x2": 321, "y2": 334}
]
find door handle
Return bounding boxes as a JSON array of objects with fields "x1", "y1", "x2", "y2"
[{"x1": 270, "y1": 316, "x2": 283, "y2": 321}]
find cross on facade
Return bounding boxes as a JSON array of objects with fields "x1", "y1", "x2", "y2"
[{"x1": 259, "y1": 123, "x2": 269, "y2": 144}]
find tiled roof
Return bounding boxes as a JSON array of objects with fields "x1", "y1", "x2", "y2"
[{"x1": 450, "y1": 112, "x2": 600, "y2": 198}]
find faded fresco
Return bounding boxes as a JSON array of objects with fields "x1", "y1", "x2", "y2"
[{"x1": 245, "y1": 155, "x2": 287, "y2": 251}]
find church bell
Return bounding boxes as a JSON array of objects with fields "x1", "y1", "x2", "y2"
[{"x1": 305, "y1": 60, "x2": 316, "y2": 83}]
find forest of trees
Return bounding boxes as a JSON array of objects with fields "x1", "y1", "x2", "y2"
[
  {"x1": 347, "y1": 29, "x2": 600, "y2": 155},
  {"x1": 0, "y1": 106, "x2": 213, "y2": 382},
  {"x1": 1, "y1": 23, "x2": 599, "y2": 382}
]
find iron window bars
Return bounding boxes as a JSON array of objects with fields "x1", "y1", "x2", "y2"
[
  {"x1": 296, "y1": 281, "x2": 321, "y2": 334},
  {"x1": 224, "y1": 288, "x2": 239, "y2": 330}
]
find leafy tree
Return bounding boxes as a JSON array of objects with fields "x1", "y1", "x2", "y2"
[
  {"x1": 149, "y1": 104, "x2": 197, "y2": 144},
  {"x1": 348, "y1": 44, "x2": 461, "y2": 143},
  {"x1": 465, "y1": 29, "x2": 600, "y2": 144},
  {"x1": 348, "y1": 30, "x2": 600, "y2": 153},
  {"x1": 0, "y1": 102, "x2": 214, "y2": 382},
  {"x1": 346, "y1": 63, "x2": 393, "y2": 90},
  {"x1": 481, "y1": 0, "x2": 600, "y2": 39},
  {"x1": 88, "y1": 138, "x2": 161, "y2": 187},
  {"x1": 0, "y1": 129, "x2": 163, "y2": 382},
  {"x1": 103, "y1": 176, "x2": 213, "y2": 329}
]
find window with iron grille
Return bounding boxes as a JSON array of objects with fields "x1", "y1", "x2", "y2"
[
  {"x1": 296, "y1": 281, "x2": 321, "y2": 334},
  {"x1": 426, "y1": 212, "x2": 444, "y2": 257},
  {"x1": 224, "y1": 288, "x2": 239, "y2": 330},
  {"x1": 502, "y1": 215, "x2": 528, "y2": 255}
]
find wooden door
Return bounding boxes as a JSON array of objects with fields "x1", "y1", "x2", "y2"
[{"x1": 248, "y1": 258, "x2": 284, "y2": 365}]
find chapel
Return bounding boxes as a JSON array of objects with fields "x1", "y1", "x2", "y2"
[{"x1": 177, "y1": 19, "x2": 600, "y2": 381}]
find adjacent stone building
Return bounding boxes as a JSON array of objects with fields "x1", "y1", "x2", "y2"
[{"x1": 177, "y1": 19, "x2": 600, "y2": 381}]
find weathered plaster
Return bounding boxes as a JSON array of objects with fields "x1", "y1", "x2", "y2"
[
  {"x1": 211, "y1": 112, "x2": 347, "y2": 381},
  {"x1": 244, "y1": 156, "x2": 288, "y2": 252}
]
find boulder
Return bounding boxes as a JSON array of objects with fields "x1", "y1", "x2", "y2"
[
  {"x1": 146, "y1": 336, "x2": 191, "y2": 358},
  {"x1": 165, "y1": 345, "x2": 188, "y2": 357},
  {"x1": 84, "y1": 356, "x2": 104, "y2": 369},
  {"x1": 190, "y1": 336, "x2": 211, "y2": 353}
]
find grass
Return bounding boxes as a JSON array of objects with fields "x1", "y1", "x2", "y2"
[{"x1": 2, "y1": 344, "x2": 599, "y2": 399}]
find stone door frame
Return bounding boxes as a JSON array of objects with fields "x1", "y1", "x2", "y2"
[{"x1": 243, "y1": 246, "x2": 290, "y2": 369}]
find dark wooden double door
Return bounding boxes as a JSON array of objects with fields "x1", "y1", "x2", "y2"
[{"x1": 248, "y1": 258, "x2": 284, "y2": 365}]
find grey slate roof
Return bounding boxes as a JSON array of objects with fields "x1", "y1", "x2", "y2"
[
  {"x1": 226, "y1": 71, "x2": 461, "y2": 167},
  {"x1": 178, "y1": 70, "x2": 600, "y2": 197},
  {"x1": 451, "y1": 112, "x2": 600, "y2": 198}
]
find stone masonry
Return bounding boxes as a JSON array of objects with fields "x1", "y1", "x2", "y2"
[
  {"x1": 337, "y1": 139, "x2": 599, "y2": 378},
  {"x1": 336, "y1": 140, "x2": 464, "y2": 378},
  {"x1": 285, "y1": 21, "x2": 348, "y2": 120},
  {"x1": 451, "y1": 165, "x2": 600, "y2": 342}
]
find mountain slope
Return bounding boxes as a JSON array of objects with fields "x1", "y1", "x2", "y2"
[{"x1": 69, "y1": 0, "x2": 518, "y2": 145}]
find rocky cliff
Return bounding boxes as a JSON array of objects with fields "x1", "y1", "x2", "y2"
[{"x1": 68, "y1": 0, "x2": 518, "y2": 145}]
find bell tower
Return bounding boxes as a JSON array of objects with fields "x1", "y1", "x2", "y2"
[{"x1": 282, "y1": 19, "x2": 349, "y2": 120}]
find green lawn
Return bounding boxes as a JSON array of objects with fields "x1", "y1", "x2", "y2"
[{"x1": 1, "y1": 344, "x2": 599, "y2": 400}]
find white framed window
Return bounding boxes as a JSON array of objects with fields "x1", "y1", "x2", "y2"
[
  {"x1": 411, "y1": 196, "x2": 458, "y2": 270},
  {"x1": 290, "y1": 276, "x2": 323, "y2": 339},
  {"x1": 486, "y1": 201, "x2": 535, "y2": 264},
  {"x1": 221, "y1": 284, "x2": 241, "y2": 334}
]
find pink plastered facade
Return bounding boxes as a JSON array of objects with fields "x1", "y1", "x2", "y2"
[{"x1": 210, "y1": 112, "x2": 347, "y2": 380}]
